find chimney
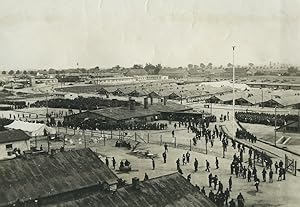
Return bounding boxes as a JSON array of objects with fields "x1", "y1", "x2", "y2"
[
  {"x1": 132, "y1": 177, "x2": 140, "y2": 189},
  {"x1": 150, "y1": 96, "x2": 153, "y2": 105},
  {"x1": 164, "y1": 97, "x2": 167, "y2": 105},
  {"x1": 112, "y1": 99, "x2": 118, "y2": 107},
  {"x1": 129, "y1": 98, "x2": 136, "y2": 110},
  {"x1": 50, "y1": 149, "x2": 56, "y2": 157},
  {"x1": 144, "y1": 97, "x2": 148, "y2": 109}
]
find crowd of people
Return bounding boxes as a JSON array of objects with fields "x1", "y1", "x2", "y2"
[
  {"x1": 235, "y1": 128, "x2": 257, "y2": 143},
  {"x1": 235, "y1": 111, "x2": 298, "y2": 127}
]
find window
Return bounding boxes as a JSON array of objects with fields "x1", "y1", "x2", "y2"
[{"x1": 6, "y1": 144, "x2": 13, "y2": 150}]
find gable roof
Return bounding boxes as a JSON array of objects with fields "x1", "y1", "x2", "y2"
[
  {"x1": 0, "y1": 129, "x2": 31, "y2": 144},
  {"x1": 0, "y1": 148, "x2": 118, "y2": 206},
  {"x1": 50, "y1": 173, "x2": 217, "y2": 207}
]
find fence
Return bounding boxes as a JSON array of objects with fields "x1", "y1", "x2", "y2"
[{"x1": 285, "y1": 154, "x2": 297, "y2": 176}]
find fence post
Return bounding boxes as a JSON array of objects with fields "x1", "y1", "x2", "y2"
[
  {"x1": 147, "y1": 133, "x2": 149, "y2": 143},
  {"x1": 135, "y1": 132, "x2": 137, "y2": 142},
  {"x1": 189, "y1": 139, "x2": 192, "y2": 151},
  {"x1": 104, "y1": 136, "x2": 106, "y2": 146},
  {"x1": 174, "y1": 137, "x2": 176, "y2": 148},
  {"x1": 295, "y1": 161, "x2": 297, "y2": 176},
  {"x1": 160, "y1": 135, "x2": 162, "y2": 145}
]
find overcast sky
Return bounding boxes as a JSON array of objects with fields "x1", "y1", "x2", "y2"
[{"x1": 0, "y1": 0, "x2": 300, "y2": 70}]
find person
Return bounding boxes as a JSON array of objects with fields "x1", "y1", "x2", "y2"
[
  {"x1": 278, "y1": 168, "x2": 283, "y2": 181},
  {"x1": 215, "y1": 157, "x2": 219, "y2": 169},
  {"x1": 164, "y1": 143, "x2": 168, "y2": 152},
  {"x1": 152, "y1": 158, "x2": 155, "y2": 170},
  {"x1": 229, "y1": 199, "x2": 236, "y2": 207},
  {"x1": 172, "y1": 130, "x2": 175, "y2": 138},
  {"x1": 213, "y1": 175, "x2": 218, "y2": 190},
  {"x1": 194, "y1": 158, "x2": 198, "y2": 172},
  {"x1": 176, "y1": 158, "x2": 180, "y2": 170},
  {"x1": 275, "y1": 161, "x2": 278, "y2": 174},
  {"x1": 282, "y1": 168, "x2": 286, "y2": 180},
  {"x1": 208, "y1": 173, "x2": 213, "y2": 187},
  {"x1": 209, "y1": 190, "x2": 215, "y2": 202},
  {"x1": 195, "y1": 184, "x2": 200, "y2": 191},
  {"x1": 105, "y1": 157, "x2": 109, "y2": 167},
  {"x1": 144, "y1": 173, "x2": 149, "y2": 181},
  {"x1": 237, "y1": 192, "x2": 244, "y2": 207},
  {"x1": 201, "y1": 186, "x2": 206, "y2": 196},
  {"x1": 229, "y1": 176, "x2": 232, "y2": 191},
  {"x1": 269, "y1": 169, "x2": 273, "y2": 183},
  {"x1": 125, "y1": 159, "x2": 130, "y2": 166},
  {"x1": 205, "y1": 160, "x2": 210, "y2": 172},
  {"x1": 242, "y1": 166, "x2": 247, "y2": 179},
  {"x1": 224, "y1": 188, "x2": 230, "y2": 206},
  {"x1": 120, "y1": 161, "x2": 124, "y2": 168},
  {"x1": 178, "y1": 167, "x2": 183, "y2": 175},
  {"x1": 247, "y1": 169, "x2": 251, "y2": 182},
  {"x1": 182, "y1": 154, "x2": 186, "y2": 165},
  {"x1": 162, "y1": 151, "x2": 167, "y2": 163},
  {"x1": 186, "y1": 151, "x2": 190, "y2": 163},
  {"x1": 40, "y1": 145, "x2": 43, "y2": 151},
  {"x1": 217, "y1": 181, "x2": 223, "y2": 194},
  {"x1": 187, "y1": 174, "x2": 191, "y2": 182},
  {"x1": 262, "y1": 168, "x2": 267, "y2": 182},
  {"x1": 255, "y1": 178, "x2": 260, "y2": 192},
  {"x1": 112, "y1": 157, "x2": 116, "y2": 169}
]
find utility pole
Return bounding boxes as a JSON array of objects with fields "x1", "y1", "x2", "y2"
[
  {"x1": 274, "y1": 106, "x2": 277, "y2": 146},
  {"x1": 232, "y1": 46, "x2": 236, "y2": 139},
  {"x1": 261, "y1": 89, "x2": 264, "y2": 108},
  {"x1": 46, "y1": 90, "x2": 49, "y2": 123}
]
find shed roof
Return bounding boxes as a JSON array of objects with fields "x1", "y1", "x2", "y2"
[
  {"x1": 0, "y1": 148, "x2": 118, "y2": 206},
  {"x1": 50, "y1": 173, "x2": 217, "y2": 207},
  {"x1": 0, "y1": 129, "x2": 31, "y2": 144}
]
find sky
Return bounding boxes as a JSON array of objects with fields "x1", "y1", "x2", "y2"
[{"x1": 0, "y1": 0, "x2": 300, "y2": 70}]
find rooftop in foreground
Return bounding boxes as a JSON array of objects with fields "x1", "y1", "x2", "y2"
[
  {"x1": 0, "y1": 148, "x2": 118, "y2": 207},
  {"x1": 48, "y1": 173, "x2": 217, "y2": 207}
]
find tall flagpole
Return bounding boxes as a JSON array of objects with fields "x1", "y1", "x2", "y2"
[{"x1": 232, "y1": 46, "x2": 236, "y2": 139}]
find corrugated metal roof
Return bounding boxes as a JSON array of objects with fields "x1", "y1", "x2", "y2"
[
  {"x1": 0, "y1": 148, "x2": 118, "y2": 206},
  {"x1": 50, "y1": 173, "x2": 217, "y2": 207},
  {"x1": 0, "y1": 129, "x2": 30, "y2": 144}
]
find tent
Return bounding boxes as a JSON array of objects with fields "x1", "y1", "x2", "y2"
[{"x1": 5, "y1": 121, "x2": 56, "y2": 137}]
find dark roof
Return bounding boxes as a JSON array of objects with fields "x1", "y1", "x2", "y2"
[
  {"x1": 0, "y1": 148, "x2": 118, "y2": 206},
  {"x1": 88, "y1": 102, "x2": 192, "y2": 121},
  {"x1": 0, "y1": 129, "x2": 30, "y2": 144},
  {"x1": 50, "y1": 173, "x2": 217, "y2": 207},
  {"x1": 91, "y1": 107, "x2": 160, "y2": 121}
]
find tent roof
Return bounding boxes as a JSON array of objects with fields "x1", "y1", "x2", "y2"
[{"x1": 5, "y1": 121, "x2": 46, "y2": 132}]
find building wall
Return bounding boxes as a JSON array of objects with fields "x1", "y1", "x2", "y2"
[{"x1": 0, "y1": 140, "x2": 30, "y2": 160}]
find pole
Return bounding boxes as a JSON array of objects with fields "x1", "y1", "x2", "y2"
[
  {"x1": 205, "y1": 139, "x2": 208, "y2": 154},
  {"x1": 261, "y1": 89, "x2": 264, "y2": 108},
  {"x1": 84, "y1": 130, "x2": 86, "y2": 149},
  {"x1": 160, "y1": 134, "x2": 162, "y2": 145},
  {"x1": 190, "y1": 139, "x2": 192, "y2": 151},
  {"x1": 174, "y1": 136, "x2": 176, "y2": 148},
  {"x1": 46, "y1": 91, "x2": 49, "y2": 123},
  {"x1": 232, "y1": 46, "x2": 236, "y2": 140},
  {"x1": 274, "y1": 106, "x2": 277, "y2": 146},
  {"x1": 147, "y1": 133, "x2": 150, "y2": 143}
]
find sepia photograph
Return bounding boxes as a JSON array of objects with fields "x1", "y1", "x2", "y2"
[{"x1": 0, "y1": 0, "x2": 299, "y2": 206}]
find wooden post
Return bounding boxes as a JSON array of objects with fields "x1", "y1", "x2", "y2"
[
  {"x1": 295, "y1": 161, "x2": 297, "y2": 176},
  {"x1": 174, "y1": 136, "x2": 176, "y2": 148},
  {"x1": 35, "y1": 135, "x2": 37, "y2": 148},
  {"x1": 104, "y1": 136, "x2": 106, "y2": 146},
  {"x1": 147, "y1": 133, "x2": 149, "y2": 143},
  {"x1": 189, "y1": 139, "x2": 192, "y2": 151},
  {"x1": 160, "y1": 135, "x2": 162, "y2": 145},
  {"x1": 135, "y1": 132, "x2": 137, "y2": 141}
]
